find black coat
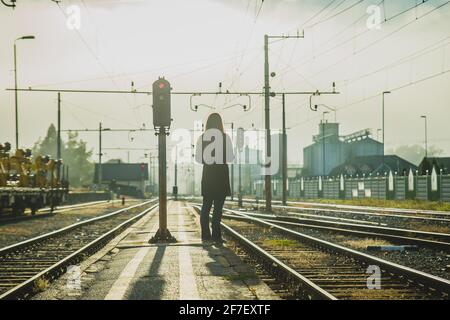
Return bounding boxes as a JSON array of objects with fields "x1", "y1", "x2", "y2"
[{"x1": 195, "y1": 133, "x2": 234, "y2": 199}]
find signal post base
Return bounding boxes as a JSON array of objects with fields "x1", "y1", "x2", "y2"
[{"x1": 149, "y1": 228, "x2": 177, "y2": 243}]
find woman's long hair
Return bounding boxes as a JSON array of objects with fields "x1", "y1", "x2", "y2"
[{"x1": 205, "y1": 113, "x2": 224, "y2": 133}]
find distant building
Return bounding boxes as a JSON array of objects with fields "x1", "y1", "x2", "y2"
[
  {"x1": 418, "y1": 157, "x2": 450, "y2": 175},
  {"x1": 303, "y1": 122, "x2": 383, "y2": 176},
  {"x1": 93, "y1": 162, "x2": 149, "y2": 197}
]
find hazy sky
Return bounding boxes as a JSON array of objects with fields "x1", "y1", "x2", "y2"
[{"x1": 1, "y1": 0, "x2": 450, "y2": 171}]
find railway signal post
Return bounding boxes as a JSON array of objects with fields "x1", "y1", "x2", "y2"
[{"x1": 150, "y1": 77, "x2": 177, "y2": 243}]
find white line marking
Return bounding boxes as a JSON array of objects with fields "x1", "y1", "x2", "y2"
[
  {"x1": 104, "y1": 247, "x2": 150, "y2": 300},
  {"x1": 177, "y1": 202, "x2": 200, "y2": 300},
  {"x1": 104, "y1": 223, "x2": 158, "y2": 300}
]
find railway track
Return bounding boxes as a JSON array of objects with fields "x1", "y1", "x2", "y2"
[
  {"x1": 189, "y1": 200, "x2": 450, "y2": 250},
  {"x1": 192, "y1": 205, "x2": 450, "y2": 300},
  {"x1": 0, "y1": 200, "x2": 124, "y2": 226},
  {"x1": 0, "y1": 200, "x2": 158, "y2": 300},
  {"x1": 236, "y1": 198, "x2": 450, "y2": 222},
  {"x1": 221, "y1": 208, "x2": 450, "y2": 251}
]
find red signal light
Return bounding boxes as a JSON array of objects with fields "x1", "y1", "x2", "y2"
[{"x1": 158, "y1": 83, "x2": 165, "y2": 89}]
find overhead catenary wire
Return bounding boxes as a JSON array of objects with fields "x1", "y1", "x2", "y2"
[
  {"x1": 288, "y1": 68, "x2": 450, "y2": 130},
  {"x1": 278, "y1": 0, "x2": 432, "y2": 79},
  {"x1": 280, "y1": 0, "x2": 449, "y2": 99}
]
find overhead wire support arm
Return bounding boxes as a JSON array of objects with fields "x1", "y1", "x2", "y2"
[{"x1": 7, "y1": 87, "x2": 338, "y2": 96}]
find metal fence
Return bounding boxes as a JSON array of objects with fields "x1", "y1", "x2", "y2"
[{"x1": 252, "y1": 169, "x2": 450, "y2": 202}]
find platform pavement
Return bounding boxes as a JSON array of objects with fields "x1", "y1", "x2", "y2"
[{"x1": 34, "y1": 201, "x2": 280, "y2": 300}]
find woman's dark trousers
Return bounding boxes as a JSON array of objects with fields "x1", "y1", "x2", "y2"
[{"x1": 200, "y1": 196, "x2": 225, "y2": 242}]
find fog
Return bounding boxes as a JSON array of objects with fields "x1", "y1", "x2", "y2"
[{"x1": 1, "y1": 0, "x2": 449, "y2": 171}]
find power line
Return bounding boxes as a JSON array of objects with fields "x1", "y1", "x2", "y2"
[
  {"x1": 305, "y1": 0, "x2": 367, "y2": 29},
  {"x1": 274, "y1": 0, "x2": 381, "y2": 90},
  {"x1": 279, "y1": 0, "x2": 431, "y2": 78},
  {"x1": 336, "y1": 36, "x2": 450, "y2": 84},
  {"x1": 282, "y1": 0, "x2": 449, "y2": 92},
  {"x1": 288, "y1": 68, "x2": 450, "y2": 130},
  {"x1": 54, "y1": 2, "x2": 141, "y2": 126},
  {"x1": 254, "y1": 0, "x2": 264, "y2": 21}
]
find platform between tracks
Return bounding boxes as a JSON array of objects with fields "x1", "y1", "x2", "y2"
[{"x1": 34, "y1": 200, "x2": 278, "y2": 300}]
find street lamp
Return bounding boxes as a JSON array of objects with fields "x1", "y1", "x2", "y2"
[
  {"x1": 14, "y1": 35, "x2": 35, "y2": 149},
  {"x1": 421, "y1": 115, "x2": 428, "y2": 158}
]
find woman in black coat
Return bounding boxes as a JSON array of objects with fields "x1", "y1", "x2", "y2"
[{"x1": 195, "y1": 113, "x2": 234, "y2": 245}]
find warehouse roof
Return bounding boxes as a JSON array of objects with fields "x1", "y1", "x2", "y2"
[
  {"x1": 329, "y1": 155, "x2": 417, "y2": 177},
  {"x1": 418, "y1": 157, "x2": 450, "y2": 175}
]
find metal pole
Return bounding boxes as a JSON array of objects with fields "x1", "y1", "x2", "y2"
[
  {"x1": 322, "y1": 112, "x2": 328, "y2": 176},
  {"x1": 14, "y1": 43, "x2": 18, "y2": 150},
  {"x1": 174, "y1": 145, "x2": 178, "y2": 200},
  {"x1": 422, "y1": 116, "x2": 428, "y2": 158},
  {"x1": 149, "y1": 127, "x2": 176, "y2": 242},
  {"x1": 282, "y1": 93, "x2": 287, "y2": 206},
  {"x1": 230, "y1": 122, "x2": 234, "y2": 201},
  {"x1": 57, "y1": 92, "x2": 61, "y2": 182},
  {"x1": 425, "y1": 117, "x2": 428, "y2": 158},
  {"x1": 382, "y1": 91, "x2": 390, "y2": 165},
  {"x1": 238, "y1": 147, "x2": 243, "y2": 208},
  {"x1": 192, "y1": 144, "x2": 195, "y2": 196},
  {"x1": 264, "y1": 34, "x2": 272, "y2": 212},
  {"x1": 159, "y1": 128, "x2": 167, "y2": 232},
  {"x1": 382, "y1": 94, "x2": 385, "y2": 157},
  {"x1": 99, "y1": 122, "x2": 102, "y2": 188}
]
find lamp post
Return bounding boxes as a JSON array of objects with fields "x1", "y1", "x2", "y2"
[
  {"x1": 14, "y1": 35, "x2": 35, "y2": 150},
  {"x1": 421, "y1": 115, "x2": 428, "y2": 158}
]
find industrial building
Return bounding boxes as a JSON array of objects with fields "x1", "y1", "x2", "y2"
[
  {"x1": 93, "y1": 162, "x2": 149, "y2": 197},
  {"x1": 303, "y1": 122, "x2": 384, "y2": 176}
]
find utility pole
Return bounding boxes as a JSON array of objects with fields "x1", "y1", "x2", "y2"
[
  {"x1": 264, "y1": 32, "x2": 304, "y2": 212},
  {"x1": 57, "y1": 92, "x2": 61, "y2": 182},
  {"x1": 191, "y1": 144, "x2": 195, "y2": 196},
  {"x1": 382, "y1": 91, "x2": 391, "y2": 166},
  {"x1": 322, "y1": 111, "x2": 329, "y2": 176},
  {"x1": 281, "y1": 94, "x2": 287, "y2": 206},
  {"x1": 14, "y1": 43, "x2": 18, "y2": 149},
  {"x1": 237, "y1": 127, "x2": 244, "y2": 208},
  {"x1": 98, "y1": 122, "x2": 103, "y2": 188},
  {"x1": 263, "y1": 34, "x2": 272, "y2": 212},
  {"x1": 174, "y1": 145, "x2": 178, "y2": 200},
  {"x1": 13, "y1": 35, "x2": 35, "y2": 150},
  {"x1": 230, "y1": 122, "x2": 234, "y2": 200}
]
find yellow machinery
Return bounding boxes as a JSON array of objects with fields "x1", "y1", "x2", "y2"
[
  {"x1": 33, "y1": 155, "x2": 50, "y2": 188},
  {"x1": 0, "y1": 144, "x2": 68, "y2": 215},
  {"x1": 0, "y1": 143, "x2": 11, "y2": 187},
  {"x1": 9, "y1": 149, "x2": 33, "y2": 187}
]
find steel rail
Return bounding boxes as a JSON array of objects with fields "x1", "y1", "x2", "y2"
[
  {"x1": 191, "y1": 205, "x2": 336, "y2": 300},
  {"x1": 0, "y1": 199, "x2": 156, "y2": 256},
  {"x1": 0, "y1": 200, "x2": 123, "y2": 225},
  {"x1": 0, "y1": 202, "x2": 158, "y2": 300},
  {"x1": 223, "y1": 208, "x2": 450, "y2": 296},
  {"x1": 240, "y1": 197, "x2": 450, "y2": 217},
  {"x1": 222, "y1": 208, "x2": 450, "y2": 245},
  {"x1": 221, "y1": 212, "x2": 450, "y2": 252},
  {"x1": 222, "y1": 198, "x2": 450, "y2": 223}
]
